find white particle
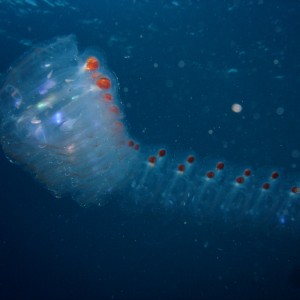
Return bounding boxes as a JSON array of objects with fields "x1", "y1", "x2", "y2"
[{"x1": 231, "y1": 103, "x2": 242, "y2": 113}]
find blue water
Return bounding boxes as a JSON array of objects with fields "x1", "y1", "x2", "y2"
[{"x1": 0, "y1": 1, "x2": 300, "y2": 299}]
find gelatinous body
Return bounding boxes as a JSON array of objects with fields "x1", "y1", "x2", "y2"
[
  {"x1": 0, "y1": 35, "x2": 139, "y2": 206},
  {"x1": 0, "y1": 35, "x2": 299, "y2": 229}
]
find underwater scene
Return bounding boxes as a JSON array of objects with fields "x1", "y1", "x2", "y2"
[{"x1": 0, "y1": 1, "x2": 300, "y2": 299}]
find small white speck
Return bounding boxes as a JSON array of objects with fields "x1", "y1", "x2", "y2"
[{"x1": 231, "y1": 103, "x2": 242, "y2": 113}]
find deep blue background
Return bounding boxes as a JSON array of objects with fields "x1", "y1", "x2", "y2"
[{"x1": 0, "y1": 1, "x2": 300, "y2": 299}]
